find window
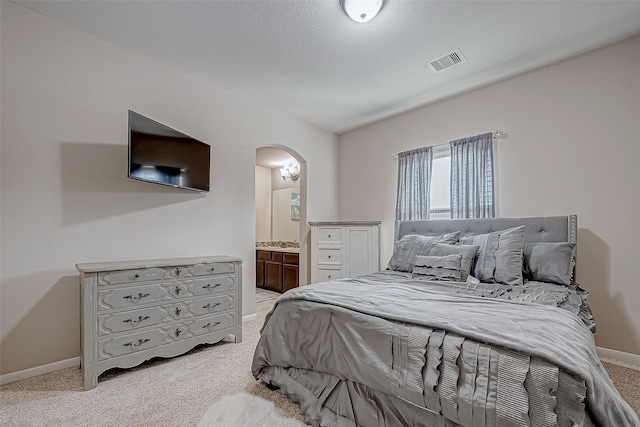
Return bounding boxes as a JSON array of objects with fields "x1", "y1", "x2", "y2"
[{"x1": 429, "y1": 148, "x2": 451, "y2": 219}]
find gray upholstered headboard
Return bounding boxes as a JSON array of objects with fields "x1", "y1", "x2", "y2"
[{"x1": 395, "y1": 215, "x2": 577, "y2": 246}]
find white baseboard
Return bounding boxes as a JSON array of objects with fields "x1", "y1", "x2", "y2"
[
  {"x1": 0, "y1": 356, "x2": 80, "y2": 386},
  {"x1": 597, "y1": 346, "x2": 640, "y2": 370},
  {"x1": 2, "y1": 316, "x2": 259, "y2": 386},
  {"x1": 242, "y1": 313, "x2": 258, "y2": 323}
]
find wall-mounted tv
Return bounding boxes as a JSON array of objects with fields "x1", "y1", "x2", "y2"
[{"x1": 128, "y1": 110, "x2": 210, "y2": 192}]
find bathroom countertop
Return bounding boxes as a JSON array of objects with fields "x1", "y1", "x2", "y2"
[{"x1": 256, "y1": 246, "x2": 300, "y2": 254}]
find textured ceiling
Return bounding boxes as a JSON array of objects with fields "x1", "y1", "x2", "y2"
[
  {"x1": 255, "y1": 147, "x2": 296, "y2": 169},
  {"x1": 15, "y1": 0, "x2": 640, "y2": 134}
]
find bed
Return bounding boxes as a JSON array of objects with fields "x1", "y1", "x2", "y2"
[{"x1": 252, "y1": 216, "x2": 639, "y2": 426}]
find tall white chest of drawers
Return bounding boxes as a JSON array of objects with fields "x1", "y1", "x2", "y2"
[
  {"x1": 309, "y1": 221, "x2": 381, "y2": 283},
  {"x1": 76, "y1": 256, "x2": 242, "y2": 390}
]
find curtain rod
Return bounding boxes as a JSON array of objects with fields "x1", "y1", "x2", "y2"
[{"x1": 392, "y1": 129, "x2": 507, "y2": 159}]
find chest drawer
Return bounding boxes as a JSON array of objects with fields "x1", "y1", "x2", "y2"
[
  {"x1": 188, "y1": 275, "x2": 235, "y2": 296},
  {"x1": 99, "y1": 268, "x2": 168, "y2": 286},
  {"x1": 317, "y1": 267, "x2": 343, "y2": 282},
  {"x1": 188, "y1": 295, "x2": 235, "y2": 317},
  {"x1": 189, "y1": 262, "x2": 235, "y2": 277},
  {"x1": 98, "y1": 306, "x2": 167, "y2": 336},
  {"x1": 98, "y1": 283, "x2": 170, "y2": 311},
  {"x1": 188, "y1": 313, "x2": 236, "y2": 337},
  {"x1": 99, "y1": 328, "x2": 169, "y2": 361},
  {"x1": 317, "y1": 227, "x2": 342, "y2": 244},
  {"x1": 317, "y1": 248, "x2": 342, "y2": 265}
]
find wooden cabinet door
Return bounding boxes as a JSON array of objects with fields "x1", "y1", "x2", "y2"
[
  {"x1": 256, "y1": 259, "x2": 265, "y2": 287},
  {"x1": 264, "y1": 261, "x2": 282, "y2": 292},
  {"x1": 282, "y1": 264, "x2": 299, "y2": 292}
]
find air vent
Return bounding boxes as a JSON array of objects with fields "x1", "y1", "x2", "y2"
[{"x1": 427, "y1": 49, "x2": 467, "y2": 73}]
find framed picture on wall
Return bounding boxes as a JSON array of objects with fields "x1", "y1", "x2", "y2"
[{"x1": 291, "y1": 192, "x2": 300, "y2": 221}]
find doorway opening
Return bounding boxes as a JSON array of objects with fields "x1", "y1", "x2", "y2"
[{"x1": 255, "y1": 146, "x2": 308, "y2": 301}]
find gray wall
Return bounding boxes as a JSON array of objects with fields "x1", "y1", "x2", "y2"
[
  {"x1": 0, "y1": 2, "x2": 339, "y2": 375},
  {"x1": 339, "y1": 35, "x2": 640, "y2": 355}
]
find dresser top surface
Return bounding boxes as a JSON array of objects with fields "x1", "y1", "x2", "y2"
[{"x1": 76, "y1": 255, "x2": 242, "y2": 273}]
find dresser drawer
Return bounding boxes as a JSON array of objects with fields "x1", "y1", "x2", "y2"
[
  {"x1": 188, "y1": 295, "x2": 235, "y2": 317},
  {"x1": 317, "y1": 268, "x2": 343, "y2": 282},
  {"x1": 188, "y1": 275, "x2": 235, "y2": 296},
  {"x1": 189, "y1": 262, "x2": 236, "y2": 277},
  {"x1": 188, "y1": 313, "x2": 236, "y2": 337},
  {"x1": 98, "y1": 328, "x2": 169, "y2": 361},
  {"x1": 317, "y1": 248, "x2": 342, "y2": 265},
  {"x1": 256, "y1": 251, "x2": 272, "y2": 261},
  {"x1": 317, "y1": 227, "x2": 342, "y2": 244},
  {"x1": 99, "y1": 268, "x2": 168, "y2": 286},
  {"x1": 283, "y1": 253, "x2": 299, "y2": 265},
  {"x1": 98, "y1": 283, "x2": 170, "y2": 311},
  {"x1": 98, "y1": 306, "x2": 167, "y2": 336}
]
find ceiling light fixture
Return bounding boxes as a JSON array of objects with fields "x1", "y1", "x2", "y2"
[
  {"x1": 340, "y1": 0, "x2": 383, "y2": 23},
  {"x1": 280, "y1": 164, "x2": 300, "y2": 181}
]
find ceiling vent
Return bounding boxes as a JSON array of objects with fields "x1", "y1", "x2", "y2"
[{"x1": 427, "y1": 49, "x2": 467, "y2": 73}]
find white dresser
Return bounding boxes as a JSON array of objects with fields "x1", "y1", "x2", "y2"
[
  {"x1": 309, "y1": 221, "x2": 381, "y2": 283},
  {"x1": 76, "y1": 256, "x2": 242, "y2": 390}
]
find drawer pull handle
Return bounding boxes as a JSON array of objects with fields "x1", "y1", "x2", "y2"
[
  {"x1": 203, "y1": 302, "x2": 221, "y2": 311},
  {"x1": 328, "y1": 255, "x2": 331, "y2": 259},
  {"x1": 123, "y1": 315, "x2": 150, "y2": 325},
  {"x1": 134, "y1": 274, "x2": 140, "y2": 279},
  {"x1": 210, "y1": 267, "x2": 216, "y2": 271},
  {"x1": 175, "y1": 268, "x2": 182, "y2": 276},
  {"x1": 123, "y1": 293, "x2": 150, "y2": 301},
  {"x1": 328, "y1": 235, "x2": 331, "y2": 238},
  {"x1": 175, "y1": 328, "x2": 182, "y2": 337},
  {"x1": 175, "y1": 307, "x2": 182, "y2": 316},
  {"x1": 123, "y1": 338, "x2": 150, "y2": 348},
  {"x1": 175, "y1": 286, "x2": 182, "y2": 295},
  {"x1": 202, "y1": 283, "x2": 221, "y2": 291},
  {"x1": 203, "y1": 321, "x2": 221, "y2": 329},
  {"x1": 328, "y1": 275, "x2": 332, "y2": 279}
]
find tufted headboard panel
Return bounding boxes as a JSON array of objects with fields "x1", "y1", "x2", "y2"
[{"x1": 394, "y1": 215, "x2": 577, "y2": 246}]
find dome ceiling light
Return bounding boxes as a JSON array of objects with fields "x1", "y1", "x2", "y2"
[{"x1": 340, "y1": 0, "x2": 384, "y2": 23}]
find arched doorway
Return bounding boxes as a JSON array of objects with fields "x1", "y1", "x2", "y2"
[{"x1": 255, "y1": 146, "x2": 308, "y2": 299}]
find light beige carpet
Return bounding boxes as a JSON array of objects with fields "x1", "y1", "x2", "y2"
[
  {"x1": 1, "y1": 295, "x2": 638, "y2": 426},
  {"x1": 0, "y1": 298, "x2": 303, "y2": 427},
  {"x1": 255, "y1": 288, "x2": 280, "y2": 303}
]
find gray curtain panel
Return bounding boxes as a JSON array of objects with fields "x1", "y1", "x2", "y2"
[
  {"x1": 450, "y1": 132, "x2": 495, "y2": 218},
  {"x1": 395, "y1": 146, "x2": 433, "y2": 220}
]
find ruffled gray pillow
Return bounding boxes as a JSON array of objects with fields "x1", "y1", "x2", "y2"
[
  {"x1": 412, "y1": 254, "x2": 463, "y2": 281},
  {"x1": 388, "y1": 232, "x2": 460, "y2": 272},
  {"x1": 429, "y1": 243, "x2": 479, "y2": 281},
  {"x1": 460, "y1": 225, "x2": 526, "y2": 285}
]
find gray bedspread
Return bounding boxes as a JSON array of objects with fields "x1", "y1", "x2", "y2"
[{"x1": 252, "y1": 274, "x2": 639, "y2": 427}]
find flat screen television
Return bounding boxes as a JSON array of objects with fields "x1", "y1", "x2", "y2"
[{"x1": 128, "y1": 110, "x2": 210, "y2": 192}]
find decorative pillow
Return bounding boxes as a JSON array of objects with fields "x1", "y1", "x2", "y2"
[
  {"x1": 387, "y1": 232, "x2": 460, "y2": 272},
  {"x1": 523, "y1": 242, "x2": 576, "y2": 286},
  {"x1": 429, "y1": 243, "x2": 479, "y2": 281},
  {"x1": 412, "y1": 254, "x2": 463, "y2": 281},
  {"x1": 460, "y1": 225, "x2": 526, "y2": 285}
]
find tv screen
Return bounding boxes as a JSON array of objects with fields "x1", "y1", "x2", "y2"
[{"x1": 128, "y1": 110, "x2": 210, "y2": 192}]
